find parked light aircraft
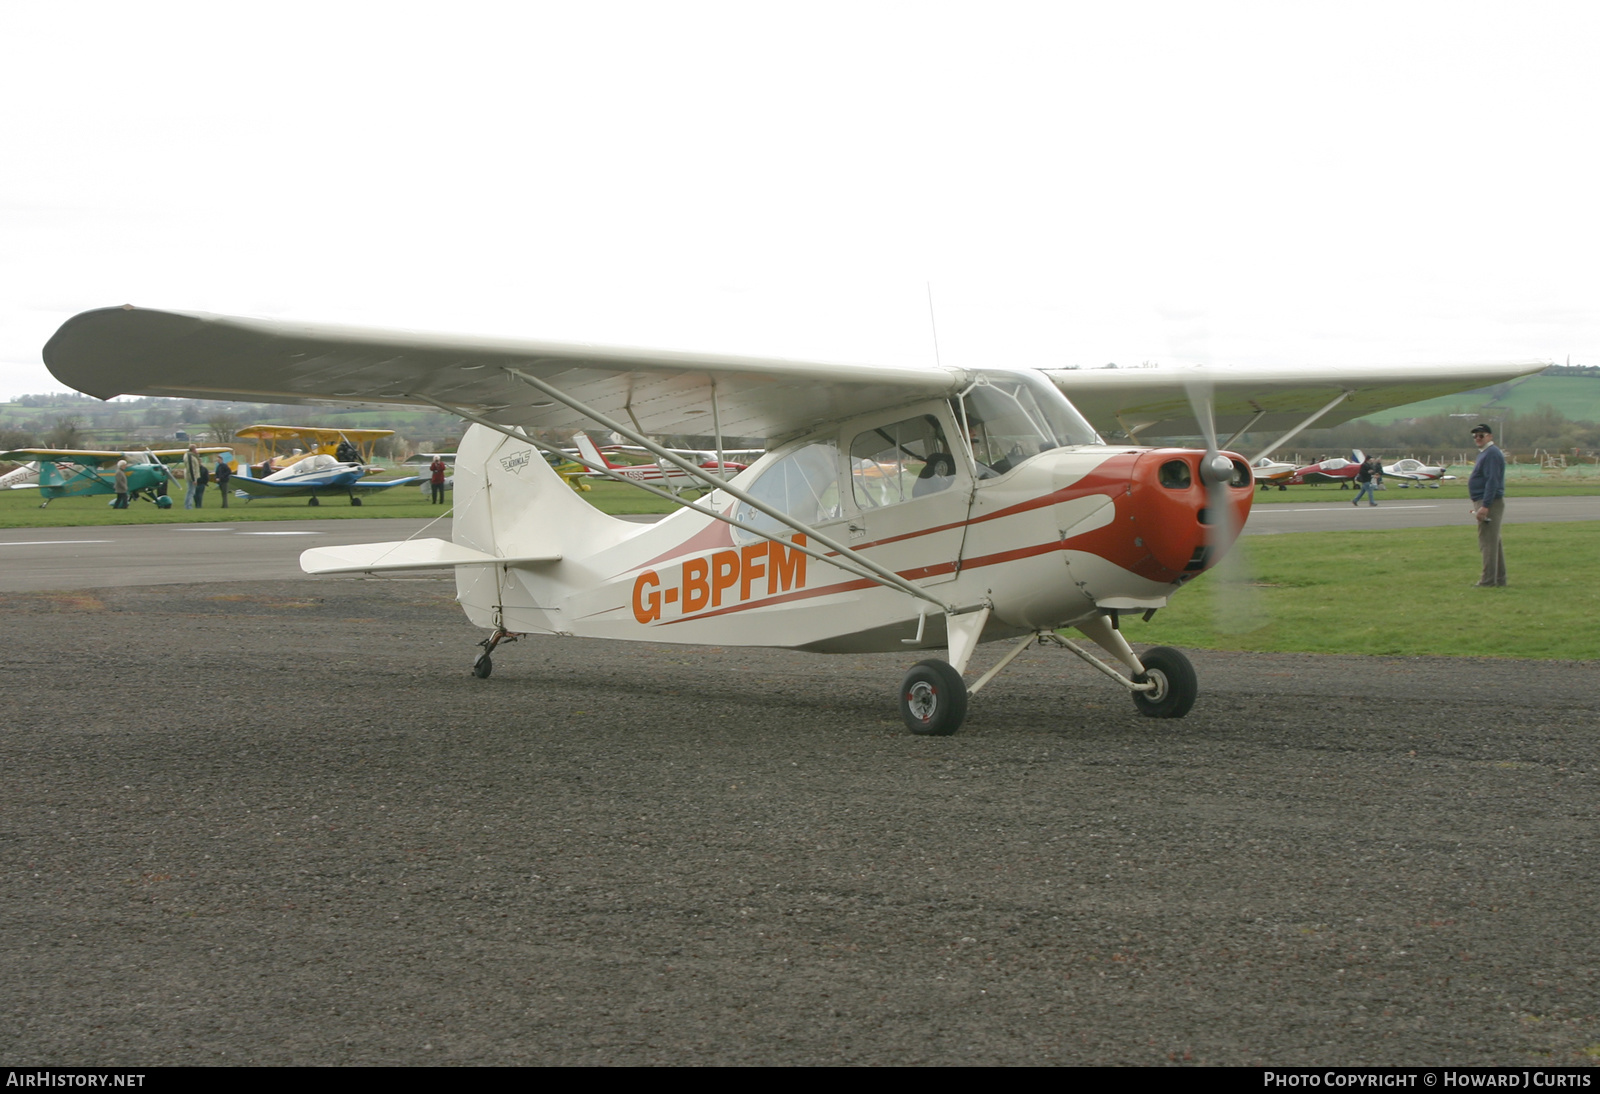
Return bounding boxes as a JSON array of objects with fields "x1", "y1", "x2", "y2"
[
  {"x1": 230, "y1": 453, "x2": 419, "y2": 505},
  {"x1": 571, "y1": 433, "x2": 747, "y2": 491},
  {"x1": 1383, "y1": 458, "x2": 1455, "y2": 486},
  {"x1": 1287, "y1": 451, "x2": 1368, "y2": 486},
  {"x1": 1250, "y1": 456, "x2": 1297, "y2": 489},
  {"x1": 234, "y1": 424, "x2": 394, "y2": 473},
  {"x1": 0, "y1": 445, "x2": 231, "y2": 507},
  {"x1": 41, "y1": 307, "x2": 1543, "y2": 735}
]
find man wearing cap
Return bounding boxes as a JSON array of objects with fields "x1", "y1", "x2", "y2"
[{"x1": 1467, "y1": 423, "x2": 1506, "y2": 587}]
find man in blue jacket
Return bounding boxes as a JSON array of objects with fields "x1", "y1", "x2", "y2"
[{"x1": 1467, "y1": 423, "x2": 1506, "y2": 587}]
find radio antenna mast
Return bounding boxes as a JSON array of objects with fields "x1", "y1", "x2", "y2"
[{"x1": 925, "y1": 282, "x2": 943, "y2": 368}]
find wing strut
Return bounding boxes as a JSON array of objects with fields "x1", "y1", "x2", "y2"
[
  {"x1": 1221, "y1": 408, "x2": 1266, "y2": 451},
  {"x1": 1249, "y1": 391, "x2": 1352, "y2": 463}
]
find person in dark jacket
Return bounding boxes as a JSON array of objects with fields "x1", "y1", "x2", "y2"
[{"x1": 1468, "y1": 424, "x2": 1506, "y2": 587}]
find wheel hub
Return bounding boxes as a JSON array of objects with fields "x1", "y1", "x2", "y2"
[
  {"x1": 1142, "y1": 667, "x2": 1169, "y2": 703},
  {"x1": 906, "y1": 681, "x2": 938, "y2": 722}
]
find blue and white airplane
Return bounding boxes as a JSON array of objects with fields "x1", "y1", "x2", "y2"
[{"x1": 232, "y1": 453, "x2": 419, "y2": 506}]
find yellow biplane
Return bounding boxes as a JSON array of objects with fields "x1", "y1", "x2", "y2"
[{"x1": 232, "y1": 424, "x2": 394, "y2": 475}]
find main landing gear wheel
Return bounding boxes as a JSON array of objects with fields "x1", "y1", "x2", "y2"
[
  {"x1": 472, "y1": 654, "x2": 492, "y2": 679},
  {"x1": 1131, "y1": 646, "x2": 1198, "y2": 719},
  {"x1": 350, "y1": 495, "x2": 362, "y2": 506},
  {"x1": 899, "y1": 659, "x2": 968, "y2": 736},
  {"x1": 307, "y1": 496, "x2": 320, "y2": 507}
]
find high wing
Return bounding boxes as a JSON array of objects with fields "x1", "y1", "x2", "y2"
[
  {"x1": 235, "y1": 425, "x2": 395, "y2": 443},
  {"x1": 44, "y1": 306, "x2": 1546, "y2": 449},
  {"x1": 0, "y1": 447, "x2": 229, "y2": 466},
  {"x1": 1046, "y1": 362, "x2": 1547, "y2": 443},
  {"x1": 1, "y1": 448, "x2": 127, "y2": 467},
  {"x1": 45, "y1": 307, "x2": 959, "y2": 443}
]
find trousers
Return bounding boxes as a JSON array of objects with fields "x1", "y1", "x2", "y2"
[{"x1": 1476, "y1": 498, "x2": 1506, "y2": 586}]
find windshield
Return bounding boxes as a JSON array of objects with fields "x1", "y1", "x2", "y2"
[{"x1": 959, "y1": 370, "x2": 1101, "y2": 477}]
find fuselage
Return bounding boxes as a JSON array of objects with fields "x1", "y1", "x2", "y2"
[{"x1": 451, "y1": 374, "x2": 1253, "y2": 655}]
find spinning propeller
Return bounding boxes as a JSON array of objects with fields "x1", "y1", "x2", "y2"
[{"x1": 1163, "y1": 310, "x2": 1265, "y2": 635}]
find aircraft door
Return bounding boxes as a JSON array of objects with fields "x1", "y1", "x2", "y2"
[{"x1": 843, "y1": 407, "x2": 968, "y2": 587}]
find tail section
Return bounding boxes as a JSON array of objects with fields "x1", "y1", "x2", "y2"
[
  {"x1": 452, "y1": 424, "x2": 639, "y2": 631},
  {"x1": 571, "y1": 432, "x2": 617, "y2": 470}
]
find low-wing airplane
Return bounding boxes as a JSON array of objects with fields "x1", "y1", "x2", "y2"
[
  {"x1": 230, "y1": 452, "x2": 419, "y2": 505},
  {"x1": 1286, "y1": 451, "x2": 1368, "y2": 486},
  {"x1": 41, "y1": 306, "x2": 1543, "y2": 735},
  {"x1": 1249, "y1": 456, "x2": 1298, "y2": 489},
  {"x1": 1383, "y1": 457, "x2": 1455, "y2": 486},
  {"x1": 0, "y1": 446, "x2": 231, "y2": 507},
  {"x1": 571, "y1": 433, "x2": 747, "y2": 491}
]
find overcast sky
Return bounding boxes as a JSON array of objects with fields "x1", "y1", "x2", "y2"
[{"x1": 3, "y1": 1, "x2": 1595, "y2": 400}]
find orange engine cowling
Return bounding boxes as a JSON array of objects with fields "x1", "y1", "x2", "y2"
[{"x1": 1125, "y1": 448, "x2": 1255, "y2": 583}]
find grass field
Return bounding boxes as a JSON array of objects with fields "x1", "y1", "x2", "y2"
[
  {"x1": 0, "y1": 477, "x2": 690, "y2": 528},
  {"x1": 1251, "y1": 465, "x2": 1600, "y2": 504},
  {"x1": 1131, "y1": 522, "x2": 1600, "y2": 661}
]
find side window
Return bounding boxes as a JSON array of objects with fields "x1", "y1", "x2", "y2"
[
  {"x1": 849, "y1": 414, "x2": 956, "y2": 509},
  {"x1": 733, "y1": 439, "x2": 841, "y2": 543}
]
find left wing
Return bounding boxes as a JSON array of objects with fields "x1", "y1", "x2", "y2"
[{"x1": 45, "y1": 307, "x2": 959, "y2": 443}]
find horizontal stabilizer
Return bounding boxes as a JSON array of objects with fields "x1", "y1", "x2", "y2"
[{"x1": 300, "y1": 538, "x2": 560, "y2": 575}]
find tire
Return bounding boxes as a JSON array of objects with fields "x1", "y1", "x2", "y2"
[
  {"x1": 307, "y1": 496, "x2": 320, "y2": 507},
  {"x1": 350, "y1": 496, "x2": 363, "y2": 506},
  {"x1": 472, "y1": 654, "x2": 493, "y2": 679},
  {"x1": 899, "y1": 659, "x2": 968, "y2": 735},
  {"x1": 1132, "y1": 646, "x2": 1197, "y2": 719}
]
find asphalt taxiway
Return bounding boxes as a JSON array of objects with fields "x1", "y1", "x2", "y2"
[{"x1": 3, "y1": 502, "x2": 1598, "y2": 1065}]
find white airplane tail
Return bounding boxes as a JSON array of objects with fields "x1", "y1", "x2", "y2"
[
  {"x1": 572, "y1": 432, "x2": 617, "y2": 470},
  {"x1": 451, "y1": 424, "x2": 639, "y2": 631}
]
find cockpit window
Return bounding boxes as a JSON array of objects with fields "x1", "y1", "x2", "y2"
[
  {"x1": 959, "y1": 370, "x2": 1101, "y2": 478},
  {"x1": 849, "y1": 414, "x2": 957, "y2": 509},
  {"x1": 732, "y1": 439, "x2": 840, "y2": 544}
]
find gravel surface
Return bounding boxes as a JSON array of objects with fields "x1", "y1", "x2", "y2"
[{"x1": 3, "y1": 579, "x2": 1597, "y2": 1066}]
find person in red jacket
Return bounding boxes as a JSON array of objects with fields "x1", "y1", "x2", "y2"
[{"x1": 429, "y1": 456, "x2": 447, "y2": 504}]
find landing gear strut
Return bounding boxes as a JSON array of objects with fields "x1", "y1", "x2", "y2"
[{"x1": 472, "y1": 628, "x2": 519, "y2": 679}]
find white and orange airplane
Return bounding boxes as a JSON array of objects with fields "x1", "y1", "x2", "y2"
[{"x1": 42, "y1": 307, "x2": 1541, "y2": 735}]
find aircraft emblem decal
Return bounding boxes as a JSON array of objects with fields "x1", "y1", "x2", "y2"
[{"x1": 499, "y1": 449, "x2": 533, "y2": 474}]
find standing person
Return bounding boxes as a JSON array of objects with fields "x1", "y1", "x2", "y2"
[
  {"x1": 429, "y1": 455, "x2": 447, "y2": 504},
  {"x1": 1352, "y1": 454, "x2": 1382, "y2": 506},
  {"x1": 112, "y1": 460, "x2": 129, "y2": 509},
  {"x1": 1467, "y1": 423, "x2": 1507, "y2": 587},
  {"x1": 182, "y1": 444, "x2": 203, "y2": 509},
  {"x1": 193, "y1": 458, "x2": 209, "y2": 508},
  {"x1": 215, "y1": 456, "x2": 232, "y2": 508}
]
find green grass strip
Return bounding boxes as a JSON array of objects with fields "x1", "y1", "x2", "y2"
[{"x1": 1131, "y1": 522, "x2": 1600, "y2": 661}]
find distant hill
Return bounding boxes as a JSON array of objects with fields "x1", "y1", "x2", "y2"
[{"x1": 1357, "y1": 373, "x2": 1600, "y2": 426}]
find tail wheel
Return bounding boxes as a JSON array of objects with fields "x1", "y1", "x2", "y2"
[
  {"x1": 1132, "y1": 646, "x2": 1198, "y2": 718},
  {"x1": 472, "y1": 654, "x2": 493, "y2": 679},
  {"x1": 899, "y1": 659, "x2": 968, "y2": 736}
]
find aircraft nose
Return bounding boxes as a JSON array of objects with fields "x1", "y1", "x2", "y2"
[{"x1": 1126, "y1": 448, "x2": 1254, "y2": 580}]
